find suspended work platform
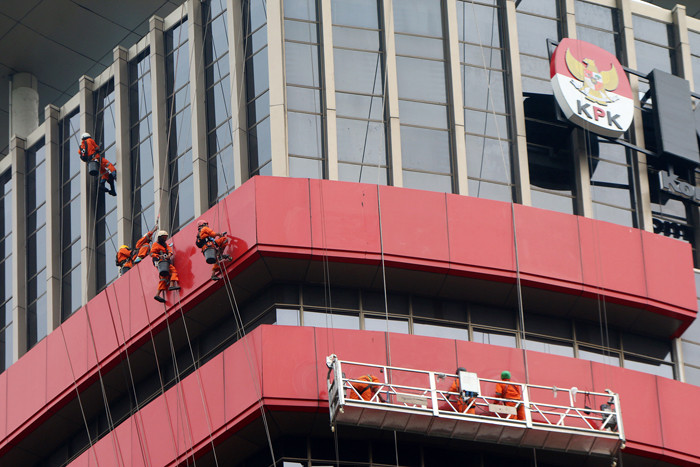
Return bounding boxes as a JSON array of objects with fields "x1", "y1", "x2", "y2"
[{"x1": 326, "y1": 356, "x2": 625, "y2": 458}]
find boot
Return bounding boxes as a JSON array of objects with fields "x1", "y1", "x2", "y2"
[
  {"x1": 211, "y1": 274, "x2": 220, "y2": 281},
  {"x1": 107, "y1": 175, "x2": 117, "y2": 196},
  {"x1": 99, "y1": 181, "x2": 109, "y2": 193},
  {"x1": 154, "y1": 295, "x2": 166, "y2": 303},
  {"x1": 168, "y1": 282, "x2": 180, "y2": 291}
]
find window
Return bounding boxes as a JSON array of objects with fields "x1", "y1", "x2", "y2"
[
  {"x1": 394, "y1": 0, "x2": 454, "y2": 192},
  {"x1": 204, "y1": 0, "x2": 235, "y2": 205},
  {"x1": 575, "y1": 1, "x2": 621, "y2": 60},
  {"x1": 285, "y1": 0, "x2": 325, "y2": 178},
  {"x1": 588, "y1": 136, "x2": 637, "y2": 227},
  {"x1": 26, "y1": 141, "x2": 47, "y2": 348},
  {"x1": 166, "y1": 20, "x2": 194, "y2": 234},
  {"x1": 458, "y1": 0, "x2": 513, "y2": 202},
  {"x1": 94, "y1": 80, "x2": 119, "y2": 291},
  {"x1": 244, "y1": 0, "x2": 271, "y2": 177},
  {"x1": 60, "y1": 111, "x2": 82, "y2": 319},
  {"x1": 332, "y1": 0, "x2": 389, "y2": 184},
  {"x1": 130, "y1": 50, "x2": 156, "y2": 246},
  {"x1": 0, "y1": 171, "x2": 12, "y2": 371},
  {"x1": 517, "y1": 0, "x2": 562, "y2": 94}
]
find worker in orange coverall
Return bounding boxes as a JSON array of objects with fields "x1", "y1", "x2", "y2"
[
  {"x1": 79, "y1": 132, "x2": 117, "y2": 196},
  {"x1": 448, "y1": 367, "x2": 476, "y2": 414},
  {"x1": 150, "y1": 230, "x2": 180, "y2": 303},
  {"x1": 116, "y1": 227, "x2": 157, "y2": 275},
  {"x1": 196, "y1": 220, "x2": 232, "y2": 281},
  {"x1": 494, "y1": 370, "x2": 525, "y2": 420},
  {"x1": 348, "y1": 374, "x2": 385, "y2": 402}
]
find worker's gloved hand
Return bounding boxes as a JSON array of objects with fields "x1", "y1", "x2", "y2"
[{"x1": 222, "y1": 231, "x2": 228, "y2": 236}]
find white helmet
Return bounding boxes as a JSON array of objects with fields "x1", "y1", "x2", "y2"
[
  {"x1": 81, "y1": 132, "x2": 91, "y2": 140},
  {"x1": 157, "y1": 230, "x2": 169, "y2": 238}
]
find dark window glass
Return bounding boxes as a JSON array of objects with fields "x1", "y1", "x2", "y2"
[
  {"x1": 575, "y1": 1, "x2": 621, "y2": 60},
  {"x1": 94, "y1": 80, "x2": 119, "y2": 291},
  {"x1": 60, "y1": 111, "x2": 82, "y2": 320},
  {"x1": 517, "y1": 0, "x2": 561, "y2": 94},
  {"x1": 204, "y1": 0, "x2": 235, "y2": 205},
  {"x1": 166, "y1": 20, "x2": 194, "y2": 234},
  {"x1": 244, "y1": 0, "x2": 271, "y2": 176},
  {"x1": 26, "y1": 142, "x2": 47, "y2": 348},
  {"x1": 0, "y1": 170, "x2": 11, "y2": 371}
]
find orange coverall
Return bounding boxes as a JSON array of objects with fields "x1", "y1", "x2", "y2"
[
  {"x1": 116, "y1": 232, "x2": 154, "y2": 271},
  {"x1": 78, "y1": 137, "x2": 116, "y2": 180},
  {"x1": 449, "y1": 379, "x2": 476, "y2": 414},
  {"x1": 199, "y1": 225, "x2": 228, "y2": 275},
  {"x1": 495, "y1": 382, "x2": 525, "y2": 420},
  {"x1": 150, "y1": 241, "x2": 179, "y2": 291},
  {"x1": 348, "y1": 375, "x2": 381, "y2": 401}
]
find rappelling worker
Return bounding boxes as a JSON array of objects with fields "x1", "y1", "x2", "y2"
[
  {"x1": 115, "y1": 227, "x2": 157, "y2": 276},
  {"x1": 494, "y1": 370, "x2": 525, "y2": 420},
  {"x1": 348, "y1": 374, "x2": 385, "y2": 402},
  {"x1": 79, "y1": 132, "x2": 117, "y2": 196},
  {"x1": 448, "y1": 367, "x2": 476, "y2": 414},
  {"x1": 196, "y1": 220, "x2": 232, "y2": 281},
  {"x1": 150, "y1": 230, "x2": 180, "y2": 303}
]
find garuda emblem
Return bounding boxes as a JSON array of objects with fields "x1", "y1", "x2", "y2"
[{"x1": 565, "y1": 48, "x2": 619, "y2": 106}]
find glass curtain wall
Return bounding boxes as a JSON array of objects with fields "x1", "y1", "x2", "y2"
[
  {"x1": 457, "y1": 0, "x2": 513, "y2": 202},
  {"x1": 60, "y1": 111, "x2": 82, "y2": 320},
  {"x1": 575, "y1": 1, "x2": 637, "y2": 228},
  {"x1": 204, "y1": 0, "x2": 234, "y2": 205},
  {"x1": 26, "y1": 141, "x2": 47, "y2": 349},
  {"x1": 332, "y1": 0, "x2": 389, "y2": 184},
  {"x1": 244, "y1": 0, "x2": 271, "y2": 177},
  {"x1": 517, "y1": 0, "x2": 576, "y2": 214},
  {"x1": 130, "y1": 50, "x2": 156, "y2": 244},
  {"x1": 284, "y1": 0, "x2": 325, "y2": 178},
  {"x1": 691, "y1": 30, "x2": 700, "y2": 91},
  {"x1": 166, "y1": 19, "x2": 194, "y2": 234},
  {"x1": 94, "y1": 80, "x2": 118, "y2": 291},
  {"x1": 0, "y1": 171, "x2": 11, "y2": 371},
  {"x1": 394, "y1": 0, "x2": 454, "y2": 193}
]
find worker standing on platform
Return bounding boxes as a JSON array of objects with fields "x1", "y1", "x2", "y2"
[
  {"x1": 448, "y1": 367, "x2": 476, "y2": 414},
  {"x1": 196, "y1": 220, "x2": 232, "y2": 281},
  {"x1": 494, "y1": 370, "x2": 525, "y2": 420},
  {"x1": 79, "y1": 132, "x2": 117, "y2": 196},
  {"x1": 348, "y1": 374, "x2": 385, "y2": 402},
  {"x1": 150, "y1": 230, "x2": 180, "y2": 303},
  {"x1": 115, "y1": 227, "x2": 157, "y2": 276}
]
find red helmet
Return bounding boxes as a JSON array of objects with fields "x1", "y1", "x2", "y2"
[{"x1": 197, "y1": 220, "x2": 207, "y2": 228}]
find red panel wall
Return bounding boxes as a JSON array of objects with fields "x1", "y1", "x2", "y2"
[
  {"x1": 2, "y1": 177, "x2": 698, "y2": 462},
  {"x1": 68, "y1": 326, "x2": 700, "y2": 466}
]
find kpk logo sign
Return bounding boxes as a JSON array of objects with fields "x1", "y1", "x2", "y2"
[{"x1": 550, "y1": 38, "x2": 633, "y2": 137}]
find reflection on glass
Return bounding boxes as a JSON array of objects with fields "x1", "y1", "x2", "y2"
[
  {"x1": 524, "y1": 337, "x2": 574, "y2": 357},
  {"x1": 413, "y1": 322, "x2": 468, "y2": 341},
  {"x1": 365, "y1": 317, "x2": 409, "y2": 333},
  {"x1": 578, "y1": 347, "x2": 620, "y2": 366},
  {"x1": 303, "y1": 311, "x2": 360, "y2": 330},
  {"x1": 473, "y1": 329, "x2": 516, "y2": 347},
  {"x1": 276, "y1": 308, "x2": 301, "y2": 326}
]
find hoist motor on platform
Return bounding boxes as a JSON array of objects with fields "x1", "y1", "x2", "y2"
[{"x1": 325, "y1": 355, "x2": 625, "y2": 458}]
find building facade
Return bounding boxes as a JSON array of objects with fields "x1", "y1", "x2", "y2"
[{"x1": 1, "y1": 0, "x2": 700, "y2": 465}]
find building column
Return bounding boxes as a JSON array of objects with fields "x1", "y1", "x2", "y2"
[
  {"x1": 320, "y1": 0, "x2": 339, "y2": 180},
  {"x1": 114, "y1": 46, "x2": 132, "y2": 248},
  {"x1": 10, "y1": 136, "x2": 27, "y2": 359},
  {"x1": 563, "y1": 0, "x2": 577, "y2": 38},
  {"x1": 79, "y1": 76, "x2": 97, "y2": 303},
  {"x1": 504, "y1": 0, "x2": 531, "y2": 205},
  {"x1": 44, "y1": 105, "x2": 61, "y2": 331},
  {"x1": 445, "y1": 0, "x2": 468, "y2": 195},
  {"x1": 230, "y1": 0, "x2": 248, "y2": 187},
  {"x1": 382, "y1": 0, "x2": 402, "y2": 187},
  {"x1": 618, "y1": 0, "x2": 653, "y2": 231},
  {"x1": 10, "y1": 73, "x2": 39, "y2": 140},
  {"x1": 267, "y1": 0, "x2": 288, "y2": 176},
  {"x1": 150, "y1": 16, "x2": 171, "y2": 231},
  {"x1": 189, "y1": 0, "x2": 210, "y2": 214}
]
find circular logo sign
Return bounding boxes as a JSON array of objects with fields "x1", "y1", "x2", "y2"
[{"x1": 550, "y1": 38, "x2": 633, "y2": 137}]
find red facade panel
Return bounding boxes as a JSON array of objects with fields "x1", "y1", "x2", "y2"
[
  {"x1": 655, "y1": 377, "x2": 700, "y2": 460},
  {"x1": 446, "y1": 193, "x2": 516, "y2": 276},
  {"x1": 378, "y1": 186, "x2": 450, "y2": 268},
  {"x1": 578, "y1": 218, "x2": 647, "y2": 303},
  {"x1": 223, "y1": 330, "x2": 264, "y2": 425},
  {"x1": 308, "y1": 179, "x2": 381, "y2": 259},
  {"x1": 3, "y1": 177, "x2": 698, "y2": 465},
  {"x1": 513, "y1": 204, "x2": 583, "y2": 292},
  {"x1": 0, "y1": 371, "x2": 6, "y2": 440},
  {"x1": 642, "y1": 230, "x2": 697, "y2": 319},
  {"x1": 5, "y1": 338, "x2": 46, "y2": 435},
  {"x1": 255, "y1": 176, "x2": 312, "y2": 255}
]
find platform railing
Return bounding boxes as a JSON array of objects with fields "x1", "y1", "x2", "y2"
[{"x1": 326, "y1": 355, "x2": 624, "y2": 456}]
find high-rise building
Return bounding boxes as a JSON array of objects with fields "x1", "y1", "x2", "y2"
[{"x1": 0, "y1": 0, "x2": 700, "y2": 465}]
